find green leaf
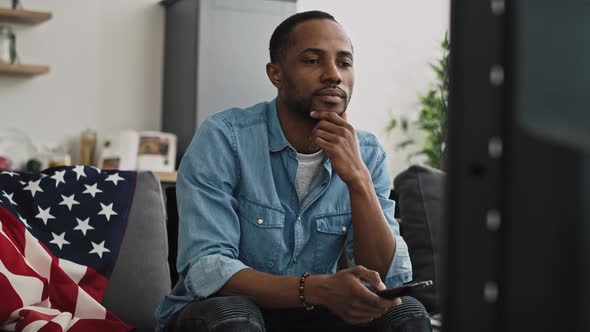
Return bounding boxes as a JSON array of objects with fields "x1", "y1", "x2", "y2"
[
  {"x1": 385, "y1": 31, "x2": 449, "y2": 171},
  {"x1": 401, "y1": 117, "x2": 409, "y2": 131},
  {"x1": 396, "y1": 139, "x2": 415, "y2": 149}
]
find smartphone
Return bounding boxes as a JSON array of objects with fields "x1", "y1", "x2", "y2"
[{"x1": 376, "y1": 280, "x2": 433, "y2": 299}]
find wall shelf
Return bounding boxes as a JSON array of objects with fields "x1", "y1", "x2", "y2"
[
  {"x1": 0, "y1": 8, "x2": 52, "y2": 25},
  {"x1": 0, "y1": 63, "x2": 49, "y2": 76}
]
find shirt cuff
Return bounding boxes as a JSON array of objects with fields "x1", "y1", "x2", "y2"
[
  {"x1": 184, "y1": 254, "x2": 251, "y2": 298},
  {"x1": 383, "y1": 235, "x2": 413, "y2": 288}
]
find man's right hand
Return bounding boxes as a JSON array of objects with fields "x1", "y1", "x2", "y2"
[{"x1": 306, "y1": 265, "x2": 402, "y2": 325}]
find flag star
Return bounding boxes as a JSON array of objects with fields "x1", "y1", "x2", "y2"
[
  {"x1": 23, "y1": 179, "x2": 44, "y2": 198},
  {"x1": 73, "y1": 217, "x2": 94, "y2": 236},
  {"x1": 18, "y1": 214, "x2": 31, "y2": 229},
  {"x1": 1, "y1": 191, "x2": 17, "y2": 206},
  {"x1": 59, "y1": 194, "x2": 80, "y2": 211},
  {"x1": 83, "y1": 183, "x2": 103, "y2": 198},
  {"x1": 1, "y1": 171, "x2": 19, "y2": 177},
  {"x1": 49, "y1": 232, "x2": 70, "y2": 250},
  {"x1": 19, "y1": 181, "x2": 26, "y2": 185},
  {"x1": 50, "y1": 170, "x2": 66, "y2": 188},
  {"x1": 89, "y1": 241, "x2": 110, "y2": 259},
  {"x1": 73, "y1": 165, "x2": 87, "y2": 180},
  {"x1": 98, "y1": 202, "x2": 118, "y2": 221},
  {"x1": 35, "y1": 206, "x2": 55, "y2": 225},
  {"x1": 105, "y1": 173, "x2": 125, "y2": 186}
]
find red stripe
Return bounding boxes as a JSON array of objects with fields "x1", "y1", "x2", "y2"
[
  {"x1": 77, "y1": 267, "x2": 107, "y2": 303},
  {"x1": 38, "y1": 321, "x2": 63, "y2": 332},
  {"x1": 0, "y1": 211, "x2": 50, "y2": 323},
  {"x1": 0, "y1": 234, "x2": 42, "y2": 277},
  {"x1": 0, "y1": 273, "x2": 23, "y2": 322},
  {"x1": 17, "y1": 309, "x2": 59, "y2": 322},
  {"x1": 0, "y1": 206, "x2": 27, "y2": 256},
  {"x1": 1, "y1": 199, "x2": 133, "y2": 331},
  {"x1": 16, "y1": 309, "x2": 60, "y2": 330},
  {"x1": 66, "y1": 318, "x2": 134, "y2": 332},
  {"x1": 48, "y1": 257, "x2": 78, "y2": 314}
]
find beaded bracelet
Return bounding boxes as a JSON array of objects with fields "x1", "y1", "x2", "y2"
[{"x1": 299, "y1": 272, "x2": 314, "y2": 311}]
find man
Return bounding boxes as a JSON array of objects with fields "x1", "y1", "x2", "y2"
[{"x1": 156, "y1": 10, "x2": 431, "y2": 332}]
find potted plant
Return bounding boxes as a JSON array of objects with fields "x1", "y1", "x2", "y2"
[{"x1": 386, "y1": 33, "x2": 449, "y2": 170}]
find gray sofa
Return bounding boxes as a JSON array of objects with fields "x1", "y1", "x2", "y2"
[
  {"x1": 102, "y1": 171, "x2": 172, "y2": 331},
  {"x1": 103, "y1": 166, "x2": 445, "y2": 330}
]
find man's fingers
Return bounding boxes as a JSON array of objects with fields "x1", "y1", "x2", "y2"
[
  {"x1": 310, "y1": 111, "x2": 348, "y2": 126},
  {"x1": 312, "y1": 119, "x2": 346, "y2": 136},
  {"x1": 351, "y1": 266, "x2": 386, "y2": 291},
  {"x1": 312, "y1": 129, "x2": 340, "y2": 144}
]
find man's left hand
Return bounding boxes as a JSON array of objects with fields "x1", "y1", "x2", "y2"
[{"x1": 310, "y1": 111, "x2": 370, "y2": 188}]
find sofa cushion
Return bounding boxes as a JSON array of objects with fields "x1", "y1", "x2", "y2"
[
  {"x1": 394, "y1": 165, "x2": 445, "y2": 314},
  {"x1": 102, "y1": 171, "x2": 171, "y2": 328}
]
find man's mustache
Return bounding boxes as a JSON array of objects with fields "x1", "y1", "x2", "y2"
[{"x1": 313, "y1": 86, "x2": 347, "y2": 99}]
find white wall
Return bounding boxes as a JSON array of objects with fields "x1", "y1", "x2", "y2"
[
  {"x1": 1, "y1": 0, "x2": 448, "y2": 176},
  {"x1": 298, "y1": 0, "x2": 450, "y2": 176},
  {"x1": 0, "y1": 0, "x2": 163, "y2": 164}
]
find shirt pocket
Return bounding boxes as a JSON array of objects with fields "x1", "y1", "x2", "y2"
[
  {"x1": 237, "y1": 197, "x2": 285, "y2": 271},
  {"x1": 313, "y1": 212, "x2": 352, "y2": 273}
]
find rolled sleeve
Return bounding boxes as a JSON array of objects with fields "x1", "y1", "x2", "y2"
[
  {"x1": 176, "y1": 115, "x2": 247, "y2": 299},
  {"x1": 384, "y1": 233, "x2": 413, "y2": 287},
  {"x1": 185, "y1": 255, "x2": 251, "y2": 298}
]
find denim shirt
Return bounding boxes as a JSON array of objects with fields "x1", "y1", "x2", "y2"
[{"x1": 155, "y1": 99, "x2": 412, "y2": 331}]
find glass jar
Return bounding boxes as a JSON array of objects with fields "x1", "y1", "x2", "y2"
[
  {"x1": 80, "y1": 129, "x2": 97, "y2": 166},
  {"x1": 0, "y1": 25, "x2": 15, "y2": 64}
]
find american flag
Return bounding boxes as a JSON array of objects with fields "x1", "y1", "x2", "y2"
[{"x1": 0, "y1": 166, "x2": 136, "y2": 332}]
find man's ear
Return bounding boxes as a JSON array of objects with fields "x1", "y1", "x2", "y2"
[{"x1": 266, "y1": 62, "x2": 282, "y2": 89}]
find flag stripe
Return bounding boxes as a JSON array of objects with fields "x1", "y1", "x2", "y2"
[
  {"x1": 19, "y1": 320, "x2": 47, "y2": 332},
  {"x1": 76, "y1": 266, "x2": 107, "y2": 303},
  {"x1": 0, "y1": 273, "x2": 24, "y2": 323},
  {"x1": 57, "y1": 260, "x2": 86, "y2": 285},
  {"x1": 0, "y1": 167, "x2": 137, "y2": 332},
  {"x1": 48, "y1": 259, "x2": 78, "y2": 316},
  {"x1": 0, "y1": 259, "x2": 44, "y2": 312},
  {"x1": 24, "y1": 231, "x2": 53, "y2": 284},
  {"x1": 37, "y1": 321, "x2": 61, "y2": 332},
  {"x1": 73, "y1": 289, "x2": 106, "y2": 320}
]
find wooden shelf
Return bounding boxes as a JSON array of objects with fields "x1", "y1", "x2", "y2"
[
  {"x1": 0, "y1": 63, "x2": 49, "y2": 76},
  {"x1": 0, "y1": 8, "x2": 52, "y2": 25},
  {"x1": 154, "y1": 171, "x2": 177, "y2": 183}
]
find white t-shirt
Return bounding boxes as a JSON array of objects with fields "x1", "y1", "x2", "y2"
[{"x1": 295, "y1": 150, "x2": 326, "y2": 203}]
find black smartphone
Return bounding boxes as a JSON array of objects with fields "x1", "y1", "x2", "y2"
[{"x1": 376, "y1": 280, "x2": 433, "y2": 299}]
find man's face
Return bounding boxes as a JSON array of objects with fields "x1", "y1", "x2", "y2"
[{"x1": 278, "y1": 19, "x2": 354, "y2": 117}]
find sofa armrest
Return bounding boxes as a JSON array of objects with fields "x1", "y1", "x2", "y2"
[{"x1": 102, "y1": 171, "x2": 171, "y2": 328}]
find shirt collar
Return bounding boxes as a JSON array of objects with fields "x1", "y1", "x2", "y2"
[
  {"x1": 266, "y1": 98, "x2": 333, "y2": 174},
  {"x1": 267, "y1": 98, "x2": 291, "y2": 152}
]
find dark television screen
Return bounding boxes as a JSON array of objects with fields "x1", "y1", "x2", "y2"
[{"x1": 445, "y1": 0, "x2": 590, "y2": 331}]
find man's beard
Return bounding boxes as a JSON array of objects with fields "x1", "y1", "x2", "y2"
[
  {"x1": 284, "y1": 93, "x2": 314, "y2": 117},
  {"x1": 282, "y1": 85, "x2": 349, "y2": 119}
]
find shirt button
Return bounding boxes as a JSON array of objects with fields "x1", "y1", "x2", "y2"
[
  {"x1": 257, "y1": 218, "x2": 263, "y2": 225},
  {"x1": 342, "y1": 226, "x2": 347, "y2": 232}
]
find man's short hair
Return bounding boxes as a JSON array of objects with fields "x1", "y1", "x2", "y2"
[{"x1": 269, "y1": 10, "x2": 337, "y2": 64}]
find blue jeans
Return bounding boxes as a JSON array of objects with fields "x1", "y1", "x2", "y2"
[{"x1": 165, "y1": 296, "x2": 431, "y2": 332}]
